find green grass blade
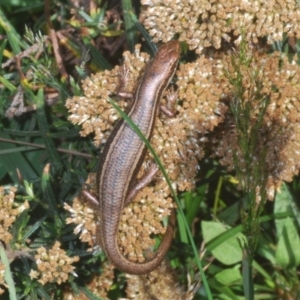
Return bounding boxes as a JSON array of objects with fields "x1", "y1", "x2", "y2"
[
  {"x1": 242, "y1": 253, "x2": 254, "y2": 300},
  {"x1": 122, "y1": 0, "x2": 138, "y2": 52},
  {"x1": 127, "y1": 11, "x2": 157, "y2": 54},
  {"x1": 0, "y1": 133, "x2": 38, "y2": 182},
  {"x1": 35, "y1": 89, "x2": 63, "y2": 171},
  {"x1": 0, "y1": 7, "x2": 25, "y2": 54},
  {"x1": 88, "y1": 44, "x2": 112, "y2": 70},
  {"x1": 0, "y1": 40, "x2": 7, "y2": 64},
  {"x1": 0, "y1": 244, "x2": 17, "y2": 300},
  {"x1": 0, "y1": 75, "x2": 17, "y2": 91},
  {"x1": 177, "y1": 212, "x2": 189, "y2": 244}
]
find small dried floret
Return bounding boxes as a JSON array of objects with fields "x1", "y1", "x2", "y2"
[
  {"x1": 64, "y1": 183, "x2": 97, "y2": 248},
  {"x1": 0, "y1": 264, "x2": 7, "y2": 295},
  {"x1": 0, "y1": 187, "x2": 29, "y2": 244},
  {"x1": 62, "y1": 262, "x2": 114, "y2": 299},
  {"x1": 125, "y1": 261, "x2": 185, "y2": 299},
  {"x1": 30, "y1": 241, "x2": 79, "y2": 285}
]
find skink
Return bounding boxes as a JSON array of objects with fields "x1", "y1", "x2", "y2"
[{"x1": 85, "y1": 40, "x2": 180, "y2": 275}]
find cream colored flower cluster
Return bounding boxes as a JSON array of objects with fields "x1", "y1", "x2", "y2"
[
  {"x1": 65, "y1": 45, "x2": 149, "y2": 146},
  {"x1": 0, "y1": 187, "x2": 29, "y2": 244},
  {"x1": 29, "y1": 241, "x2": 79, "y2": 285},
  {"x1": 141, "y1": 0, "x2": 300, "y2": 53}
]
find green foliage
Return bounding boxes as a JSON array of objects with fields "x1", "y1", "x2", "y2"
[
  {"x1": 1, "y1": 1, "x2": 300, "y2": 299},
  {"x1": 225, "y1": 36, "x2": 270, "y2": 271}
]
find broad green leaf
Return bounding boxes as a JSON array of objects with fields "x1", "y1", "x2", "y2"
[
  {"x1": 202, "y1": 221, "x2": 244, "y2": 265},
  {"x1": 257, "y1": 235, "x2": 276, "y2": 265},
  {"x1": 274, "y1": 183, "x2": 293, "y2": 238},
  {"x1": 208, "y1": 278, "x2": 243, "y2": 300},
  {"x1": 275, "y1": 217, "x2": 300, "y2": 268},
  {"x1": 215, "y1": 268, "x2": 242, "y2": 285}
]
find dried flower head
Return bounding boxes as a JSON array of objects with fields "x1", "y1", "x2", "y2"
[
  {"x1": 62, "y1": 262, "x2": 114, "y2": 300},
  {"x1": 119, "y1": 184, "x2": 174, "y2": 262},
  {"x1": 125, "y1": 261, "x2": 183, "y2": 299},
  {"x1": 30, "y1": 241, "x2": 79, "y2": 285},
  {"x1": 0, "y1": 187, "x2": 29, "y2": 244},
  {"x1": 64, "y1": 173, "x2": 97, "y2": 248},
  {"x1": 66, "y1": 44, "x2": 149, "y2": 147},
  {"x1": 64, "y1": 198, "x2": 97, "y2": 248},
  {"x1": 141, "y1": 0, "x2": 300, "y2": 53}
]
